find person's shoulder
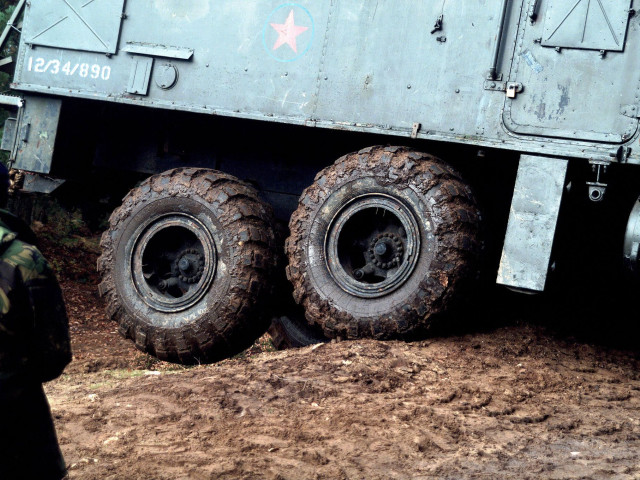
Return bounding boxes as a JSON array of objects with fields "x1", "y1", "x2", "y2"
[
  {"x1": 0, "y1": 212, "x2": 49, "y2": 283},
  {"x1": 0, "y1": 209, "x2": 39, "y2": 246}
]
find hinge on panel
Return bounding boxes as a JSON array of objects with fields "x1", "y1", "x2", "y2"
[{"x1": 484, "y1": 80, "x2": 524, "y2": 98}]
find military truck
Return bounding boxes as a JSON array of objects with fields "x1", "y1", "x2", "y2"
[{"x1": 1, "y1": 0, "x2": 639, "y2": 363}]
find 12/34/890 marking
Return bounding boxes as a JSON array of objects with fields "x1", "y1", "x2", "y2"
[{"x1": 27, "y1": 57, "x2": 111, "y2": 80}]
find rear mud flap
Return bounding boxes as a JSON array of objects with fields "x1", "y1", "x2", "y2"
[{"x1": 497, "y1": 155, "x2": 568, "y2": 292}]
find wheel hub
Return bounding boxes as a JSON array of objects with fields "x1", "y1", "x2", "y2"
[
  {"x1": 370, "y1": 233, "x2": 404, "y2": 270},
  {"x1": 325, "y1": 194, "x2": 421, "y2": 298},
  {"x1": 130, "y1": 213, "x2": 217, "y2": 312},
  {"x1": 175, "y1": 249, "x2": 205, "y2": 284}
]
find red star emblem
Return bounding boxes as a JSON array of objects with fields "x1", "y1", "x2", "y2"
[{"x1": 270, "y1": 9, "x2": 309, "y2": 53}]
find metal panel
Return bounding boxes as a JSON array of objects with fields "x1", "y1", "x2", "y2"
[
  {"x1": 503, "y1": 0, "x2": 637, "y2": 144},
  {"x1": 497, "y1": 155, "x2": 568, "y2": 292},
  {"x1": 541, "y1": 0, "x2": 631, "y2": 52},
  {"x1": 13, "y1": 96, "x2": 62, "y2": 174},
  {"x1": 127, "y1": 56, "x2": 154, "y2": 96},
  {"x1": 22, "y1": 173, "x2": 65, "y2": 194},
  {"x1": 9, "y1": 0, "x2": 640, "y2": 164},
  {"x1": 24, "y1": 0, "x2": 125, "y2": 54},
  {"x1": 314, "y1": 1, "x2": 500, "y2": 136}
]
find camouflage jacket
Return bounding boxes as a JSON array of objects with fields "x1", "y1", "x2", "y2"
[{"x1": 0, "y1": 210, "x2": 71, "y2": 383}]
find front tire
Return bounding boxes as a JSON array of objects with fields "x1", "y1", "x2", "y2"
[
  {"x1": 98, "y1": 168, "x2": 277, "y2": 364},
  {"x1": 286, "y1": 146, "x2": 481, "y2": 340}
]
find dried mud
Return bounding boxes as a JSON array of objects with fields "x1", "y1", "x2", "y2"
[
  {"x1": 49, "y1": 323, "x2": 640, "y2": 480},
  {"x1": 40, "y1": 231, "x2": 640, "y2": 480}
]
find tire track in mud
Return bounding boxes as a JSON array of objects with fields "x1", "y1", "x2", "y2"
[{"x1": 46, "y1": 326, "x2": 640, "y2": 480}]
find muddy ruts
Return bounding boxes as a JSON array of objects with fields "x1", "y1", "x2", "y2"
[
  {"x1": 286, "y1": 146, "x2": 481, "y2": 340},
  {"x1": 98, "y1": 168, "x2": 277, "y2": 364}
]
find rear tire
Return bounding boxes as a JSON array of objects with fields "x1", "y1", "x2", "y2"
[
  {"x1": 286, "y1": 146, "x2": 481, "y2": 340},
  {"x1": 98, "y1": 168, "x2": 277, "y2": 364}
]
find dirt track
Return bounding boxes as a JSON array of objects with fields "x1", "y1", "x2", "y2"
[
  {"x1": 50, "y1": 305, "x2": 640, "y2": 478},
  {"x1": 36, "y1": 229, "x2": 640, "y2": 480}
]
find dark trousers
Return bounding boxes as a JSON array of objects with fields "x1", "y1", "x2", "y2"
[{"x1": 0, "y1": 377, "x2": 66, "y2": 480}]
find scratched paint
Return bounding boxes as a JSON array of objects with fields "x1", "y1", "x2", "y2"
[
  {"x1": 535, "y1": 101, "x2": 546, "y2": 122},
  {"x1": 521, "y1": 50, "x2": 543, "y2": 74},
  {"x1": 556, "y1": 84, "x2": 570, "y2": 117}
]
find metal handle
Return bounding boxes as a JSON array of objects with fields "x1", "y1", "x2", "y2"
[
  {"x1": 488, "y1": 0, "x2": 510, "y2": 80},
  {"x1": 20, "y1": 122, "x2": 30, "y2": 143}
]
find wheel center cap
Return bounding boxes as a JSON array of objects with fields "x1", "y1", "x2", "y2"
[
  {"x1": 178, "y1": 257, "x2": 192, "y2": 273},
  {"x1": 374, "y1": 240, "x2": 388, "y2": 256}
]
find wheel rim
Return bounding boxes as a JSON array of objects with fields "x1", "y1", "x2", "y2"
[
  {"x1": 130, "y1": 213, "x2": 217, "y2": 313},
  {"x1": 325, "y1": 194, "x2": 421, "y2": 298}
]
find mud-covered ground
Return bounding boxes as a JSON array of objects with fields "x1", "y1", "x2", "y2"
[{"x1": 37, "y1": 227, "x2": 640, "y2": 480}]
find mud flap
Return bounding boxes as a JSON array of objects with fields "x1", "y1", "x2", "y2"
[
  {"x1": 497, "y1": 155, "x2": 568, "y2": 292},
  {"x1": 10, "y1": 95, "x2": 62, "y2": 174}
]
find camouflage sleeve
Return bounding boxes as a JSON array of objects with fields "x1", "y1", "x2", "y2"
[{"x1": 0, "y1": 240, "x2": 71, "y2": 382}]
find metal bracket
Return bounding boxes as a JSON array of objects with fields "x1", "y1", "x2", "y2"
[
  {"x1": 484, "y1": 80, "x2": 524, "y2": 98},
  {"x1": 586, "y1": 160, "x2": 610, "y2": 202},
  {"x1": 411, "y1": 122, "x2": 421, "y2": 139},
  {"x1": 22, "y1": 172, "x2": 66, "y2": 194}
]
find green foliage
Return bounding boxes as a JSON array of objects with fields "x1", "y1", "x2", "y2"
[
  {"x1": 0, "y1": 1, "x2": 18, "y2": 14},
  {"x1": 0, "y1": 3, "x2": 18, "y2": 90}
]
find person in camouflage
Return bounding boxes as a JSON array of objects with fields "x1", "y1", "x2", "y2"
[{"x1": 0, "y1": 164, "x2": 72, "y2": 480}]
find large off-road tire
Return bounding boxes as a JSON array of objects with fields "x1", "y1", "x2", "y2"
[
  {"x1": 286, "y1": 146, "x2": 481, "y2": 340},
  {"x1": 98, "y1": 168, "x2": 277, "y2": 364}
]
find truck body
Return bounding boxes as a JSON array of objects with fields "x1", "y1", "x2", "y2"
[
  {"x1": 8, "y1": 1, "x2": 640, "y2": 164},
  {"x1": 2, "y1": 0, "x2": 639, "y2": 362}
]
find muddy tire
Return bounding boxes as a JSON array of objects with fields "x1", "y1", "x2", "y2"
[
  {"x1": 98, "y1": 168, "x2": 277, "y2": 364},
  {"x1": 286, "y1": 146, "x2": 481, "y2": 340}
]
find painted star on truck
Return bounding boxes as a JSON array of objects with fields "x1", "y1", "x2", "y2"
[{"x1": 263, "y1": 3, "x2": 314, "y2": 62}]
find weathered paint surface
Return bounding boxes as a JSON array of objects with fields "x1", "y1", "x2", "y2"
[
  {"x1": 12, "y1": 96, "x2": 62, "y2": 174},
  {"x1": 497, "y1": 155, "x2": 568, "y2": 291},
  {"x1": 9, "y1": 0, "x2": 640, "y2": 164}
]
